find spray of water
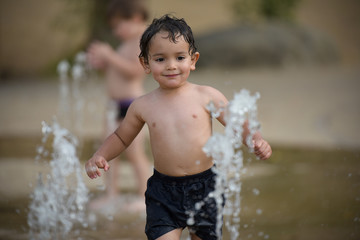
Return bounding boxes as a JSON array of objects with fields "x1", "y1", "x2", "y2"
[
  {"x1": 57, "y1": 60, "x2": 71, "y2": 129},
  {"x1": 203, "y1": 89, "x2": 261, "y2": 240},
  {"x1": 71, "y1": 52, "x2": 88, "y2": 138},
  {"x1": 28, "y1": 53, "x2": 92, "y2": 239},
  {"x1": 28, "y1": 120, "x2": 89, "y2": 240},
  {"x1": 57, "y1": 52, "x2": 90, "y2": 139}
]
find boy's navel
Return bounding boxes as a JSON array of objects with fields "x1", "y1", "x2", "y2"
[
  {"x1": 152, "y1": 122, "x2": 156, "y2": 128},
  {"x1": 192, "y1": 114, "x2": 198, "y2": 119}
]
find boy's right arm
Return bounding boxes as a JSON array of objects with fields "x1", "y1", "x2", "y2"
[
  {"x1": 85, "y1": 133, "x2": 127, "y2": 179},
  {"x1": 85, "y1": 100, "x2": 145, "y2": 179}
]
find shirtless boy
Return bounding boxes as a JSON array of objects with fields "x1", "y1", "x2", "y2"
[
  {"x1": 87, "y1": 0, "x2": 151, "y2": 211},
  {"x1": 86, "y1": 15, "x2": 272, "y2": 240}
]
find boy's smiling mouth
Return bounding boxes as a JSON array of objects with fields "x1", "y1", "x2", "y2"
[{"x1": 164, "y1": 73, "x2": 180, "y2": 78}]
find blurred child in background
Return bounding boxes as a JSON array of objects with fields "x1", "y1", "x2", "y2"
[{"x1": 87, "y1": 0, "x2": 151, "y2": 212}]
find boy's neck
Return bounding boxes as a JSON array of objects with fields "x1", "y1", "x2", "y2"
[{"x1": 157, "y1": 81, "x2": 192, "y2": 95}]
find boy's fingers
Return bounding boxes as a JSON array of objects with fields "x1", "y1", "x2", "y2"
[
  {"x1": 253, "y1": 139, "x2": 263, "y2": 152},
  {"x1": 86, "y1": 165, "x2": 98, "y2": 179},
  {"x1": 95, "y1": 168, "x2": 102, "y2": 177},
  {"x1": 85, "y1": 158, "x2": 109, "y2": 178},
  {"x1": 104, "y1": 161, "x2": 110, "y2": 171},
  {"x1": 97, "y1": 158, "x2": 109, "y2": 170},
  {"x1": 259, "y1": 144, "x2": 272, "y2": 160},
  {"x1": 258, "y1": 142, "x2": 268, "y2": 154},
  {"x1": 99, "y1": 158, "x2": 110, "y2": 172},
  {"x1": 253, "y1": 139, "x2": 272, "y2": 160},
  {"x1": 266, "y1": 145, "x2": 272, "y2": 158}
]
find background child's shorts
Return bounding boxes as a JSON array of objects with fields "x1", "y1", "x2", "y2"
[
  {"x1": 116, "y1": 99, "x2": 133, "y2": 120},
  {"x1": 145, "y1": 167, "x2": 221, "y2": 240}
]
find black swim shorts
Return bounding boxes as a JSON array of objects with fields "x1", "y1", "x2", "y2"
[{"x1": 145, "y1": 167, "x2": 222, "y2": 240}]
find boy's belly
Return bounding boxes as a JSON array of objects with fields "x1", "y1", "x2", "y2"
[{"x1": 152, "y1": 147, "x2": 214, "y2": 177}]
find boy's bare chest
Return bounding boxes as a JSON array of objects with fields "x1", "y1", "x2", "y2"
[{"x1": 146, "y1": 99, "x2": 209, "y2": 130}]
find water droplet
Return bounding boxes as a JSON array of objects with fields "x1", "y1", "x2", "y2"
[
  {"x1": 252, "y1": 188, "x2": 260, "y2": 196},
  {"x1": 187, "y1": 217, "x2": 195, "y2": 226},
  {"x1": 256, "y1": 209, "x2": 263, "y2": 215}
]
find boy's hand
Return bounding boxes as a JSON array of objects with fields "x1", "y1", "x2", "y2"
[
  {"x1": 253, "y1": 135, "x2": 272, "y2": 160},
  {"x1": 85, "y1": 155, "x2": 110, "y2": 179}
]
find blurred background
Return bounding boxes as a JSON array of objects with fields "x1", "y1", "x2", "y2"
[{"x1": 0, "y1": 0, "x2": 359, "y2": 239}]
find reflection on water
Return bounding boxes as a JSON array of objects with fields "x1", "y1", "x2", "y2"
[{"x1": 1, "y1": 147, "x2": 359, "y2": 240}]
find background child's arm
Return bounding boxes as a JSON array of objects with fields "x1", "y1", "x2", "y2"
[
  {"x1": 85, "y1": 101, "x2": 145, "y2": 179},
  {"x1": 87, "y1": 41, "x2": 142, "y2": 78}
]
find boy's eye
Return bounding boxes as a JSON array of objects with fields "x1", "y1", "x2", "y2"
[
  {"x1": 155, "y1": 58, "x2": 164, "y2": 62},
  {"x1": 177, "y1": 56, "x2": 185, "y2": 61}
]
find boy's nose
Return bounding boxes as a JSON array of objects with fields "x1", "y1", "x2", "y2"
[{"x1": 166, "y1": 60, "x2": 176, "y2": 70}]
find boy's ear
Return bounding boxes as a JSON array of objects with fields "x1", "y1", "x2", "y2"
[
  {"x1": 190, "y1": 52, "x2": 200, "y2": 71},
  {"x1": 139, "y1": 57, "x2": 151, "y2": 74}
]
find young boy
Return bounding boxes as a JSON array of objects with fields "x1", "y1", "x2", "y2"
[
  {"x1": 86, "y1": 15, "x2": 272, "y2": 240},
  {"x1": 86, "y1": 0, "x2": 151, "y2": 211}
]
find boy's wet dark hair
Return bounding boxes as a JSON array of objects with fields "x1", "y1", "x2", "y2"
[
  {"x1": 107, "y1": 0, "x2": 148, "y2": 21},
  {"x1": 139, "y1": 15, "x2": 198, "y2": 64}
]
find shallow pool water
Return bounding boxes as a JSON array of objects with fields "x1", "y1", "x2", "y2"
[{"x1": 1, "y1": 147, "x2": 359, "y2": 240}]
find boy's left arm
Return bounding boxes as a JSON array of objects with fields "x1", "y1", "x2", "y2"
[
  {"x1": 242, "y1": 120, "x2": 272, "y2": 160},
  {"x1": 206, "y1": 87, "x2": 271, "y2": 160}
]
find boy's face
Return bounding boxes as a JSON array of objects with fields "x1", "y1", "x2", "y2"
[
  {"x1": 110, "y1": 16, "x2": 141, "y2": 40},
  {"x1": 140, "y1": 31, "x2": 199, "y2": 90}
]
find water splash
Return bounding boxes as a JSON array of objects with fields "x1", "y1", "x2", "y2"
[
  {"x1": 72, "y1": 52, "x2": 89, "y2": 138},
  {"x1": 203, "y1": 89, "x2": 261, "y2": 240},
  {"x1": 57, "y1": 60, "x2": 71, "y2": 129},
  {"x1": 28, "y1": 120, "x2": 89, "y2": 240},
  {"x1": 57, "y1": 52, "x2": 90, "y2": 139}
]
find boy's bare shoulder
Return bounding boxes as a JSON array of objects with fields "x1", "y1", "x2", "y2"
[
  {"x1": 192, "y1": 83, "x2": 217, "y2": 93},
  {"x1": 193, "y1": 84, "x2": 227, "y2": 100},
  {"x1": 131, "y1": 89, "x2": 157, "y2": 108},
  {"x1": 128, "y1": 91, "x2": 157, "y2": 122}
]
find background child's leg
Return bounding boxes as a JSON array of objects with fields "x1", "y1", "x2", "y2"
[
  {"x1": 88, "y1": 158, "x2": 120, "y2": 210},
  {"x1": 89, "y1": 102, "x2": 120, "y2": 210},
  {"x1": 124, "y1": 128, "x2": 151, "y2": 209}
]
